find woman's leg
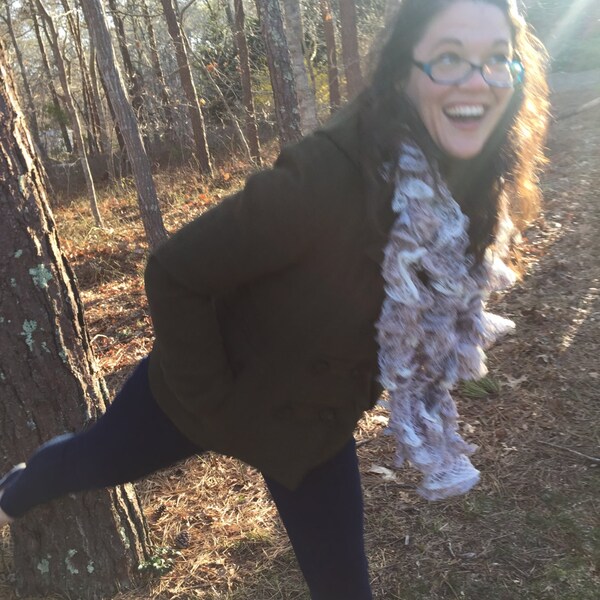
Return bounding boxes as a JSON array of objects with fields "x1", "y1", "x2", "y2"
[
  {"x1": 0, "y1": 357, "x2": 200, "y2": 519},
  {"x1": 263, "y1": 438, "x2": 372, "y2": 600}
]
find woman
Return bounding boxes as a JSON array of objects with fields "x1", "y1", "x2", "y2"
[{"x1": 0, "y1": 1, "x2": 548, "y2": 598}]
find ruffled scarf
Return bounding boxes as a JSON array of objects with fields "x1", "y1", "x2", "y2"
[{"x1": 376, "y1": 138, "x2": 514, "y2": 500}]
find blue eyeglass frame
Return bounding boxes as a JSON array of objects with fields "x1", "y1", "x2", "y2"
[{"x1": 412, "y1": 57, "x2": 525, "y2": 88}]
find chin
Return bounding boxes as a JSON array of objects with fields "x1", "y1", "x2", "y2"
[{"x1": 442, "y1": 143, "x2": 486, "y2": 161}]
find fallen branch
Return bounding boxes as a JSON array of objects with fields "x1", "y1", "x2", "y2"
[
  {"x1": 556, "y1": 96, "x2": 600, "y2": 121},
  {"x1": 356, "y1": 437, "x2": 377, "y2": 449},
  {"x1": 538, "y1": 440, "x2": 600, "y2": 464}
]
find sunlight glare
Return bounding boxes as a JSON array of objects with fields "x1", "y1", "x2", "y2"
[
  {"x1": 544, "y1": 0, "x2": 597, "y2": 58},
  {"x1": 559, "y1": 279, "x2": 599, "y2": 352}
]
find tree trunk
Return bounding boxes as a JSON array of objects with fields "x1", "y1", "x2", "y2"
[
  {"x1": 319, "y1": 0, "x2": 341, "y2": 112},
  {"x1": 231, "y1": 0, "x2": 261, "y2": 164},
  {"x1": 28, "y1": 0, "x2": 73, "y2": 154},
  {"x1": 338, "y1": 0, "x2": 363, "y2": 99},
  {"x1": 255, "y1": 0, "x2": 302, "y2": 146},
  {"x1": 33, "y1": 0, "x2": 104, "y2": 228},
  {"x1": 0, "y1": 38, "x2": 149, "y2": 600},
  {"x1": 140, "y1": 0, "x2": 175, "y2": 142},
  {"x1": 60, "y1": 0, "x2": 102, "y2": 155},
  {"x1": 159, "y1": 0, "x2": 213, "y2": 174},
  {"x1": 89, "y1": 45, "x2": 116, "y2": 181},
  {"x1": 4, "y1": 1, "x2": 46, "y2": 160},
  {"x1": 80, "y1": 0, "x2": 168, "y2": 249},
  {"x1": 282, "y1": 0, "x2": 319, "y2": 132},
  {"x1": 106, "y1": 0, "x2": 148, "y2": 136}
]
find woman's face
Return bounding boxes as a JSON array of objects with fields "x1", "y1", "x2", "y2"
[{"x1": 404, "y1": 1, "x2": 515, "y2": 160}]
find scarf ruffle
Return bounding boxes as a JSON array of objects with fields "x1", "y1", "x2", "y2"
[{"x1": 376, "y1": 140, "x2": 513, "y2": 500}]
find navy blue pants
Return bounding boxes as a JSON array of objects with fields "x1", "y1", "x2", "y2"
[{"x1": 1, "y1": 358, "x2": 372, "y2": 600}]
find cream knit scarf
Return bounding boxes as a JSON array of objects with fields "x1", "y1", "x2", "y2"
[{"x1": 376, "y1": 139, "x2": 514, "y2": 500}]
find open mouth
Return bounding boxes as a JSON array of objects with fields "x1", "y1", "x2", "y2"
[{"x1": 443, "y1": 105, "x2": 487, "y2": 124}]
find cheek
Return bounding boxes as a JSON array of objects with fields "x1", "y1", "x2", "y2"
[{"x1": 405, "y1": 76, "x2": 445, "y2": 123}]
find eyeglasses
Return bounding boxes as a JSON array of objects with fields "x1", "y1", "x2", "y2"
[{"x1": 412, "y1": 55, "x2": 524, "y2": 88}]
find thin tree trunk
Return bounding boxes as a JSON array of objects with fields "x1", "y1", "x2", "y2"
[
  {"x1": 60, "y1": 0, "x2": 102, "y2": 154},
  {"x1": 89, "y1": 45, "x2": 116, "y2": 182},
  {"x1": 159, "y1": 0, "x2": 213, "y2": 174},
  {"x1": 282, "y1": 0, "x2": 319, "y2": 133},
  {"x1": 28, "y1": 0, "x2": 72, "y2": 153},
  {"x1": 3, "y1": 2, "x2": 46, "y2": 160},
  {"x1": 319, "y1": 0, "x2": 341, "y2": 112},
  {"x1": 99, "y1": 70, "x2": 128, "y2": 177},
  {"x1": 140, "y1": 0, "x2": 176, "y2": 142},
  {"x1": 254, "y1": 0, "x2": 302, "y2": 146},
  {"x1": 0, "y1": 37, "x2": 149, "y2": 600},
  {"x1": 198, "y1": 58, "x2": 253, "y2": 161},
  {"x1": 80, "y1": 0, "x2": 167, "y2": 249},
  {"x1": 231, "y1": 0, "x2": 261, "y2": 164},
  {"x1": 106, "y1": 0, "x2": 147, "y2": 136},
  {"x1": 338, "y1": 0, "x2": 363, "y2": 99},
  {"x1": 33, "y1": 0, "x2": 104, "y2": 228}
]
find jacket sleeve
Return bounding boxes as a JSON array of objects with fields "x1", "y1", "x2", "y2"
[{"x1": 144, "y1": 134, "x2": 350, "y2": 415}]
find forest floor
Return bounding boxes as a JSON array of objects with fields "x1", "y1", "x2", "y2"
[{"x1": 2, "y1": 71, "x2": 600, "y2": 599}]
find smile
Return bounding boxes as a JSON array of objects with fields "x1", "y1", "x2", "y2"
[{"x1": 443, "y1": 104, "x2": 487, "y2": 121}]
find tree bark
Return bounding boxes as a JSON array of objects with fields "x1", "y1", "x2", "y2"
[
  {"x1": 338, "y1": 0, "x2": 363, "y2": 99},
  {"x1": 88, "y1": 45, "x2": 116, "y2": 181},
  {"x1": 28, "y1": 0, "x2": 73, "y2": 154},
  {"x1": 230, "y1": 0, "x2": 261, "y2": 164},
  {"x1": 282, "y1": 0, "x2": 319, "y2": 132},
  {"x1": 319, "y1": 0, "x2": 341, "y2": 112},
  {"x1": 0, "y1": 38, "x2": 149, "y2": 600},
  {"x1": 33, "y1": 0, "x2": 104, "y2": 228},
  {"x1": 159, "y1": 0, "x2": 213, "y2": 174},
  {"x1": 106, "y1": 0, "x2": 148, "y2": 136},
  {"x1": 140, "y1": 0, "x2": 175, "y2": 142},
  {"x1": 254, "y1": 0, "x2": 302, "y2": 146},
  {"x1": 79, "y1": 0, "x2": 168, "y2": 249},
  {"x1": 3, "y1": 1, "x2": 46, "y2": 160},
  {"x1": 59, "y1": 0, "x2": 102, "y2": 155}
]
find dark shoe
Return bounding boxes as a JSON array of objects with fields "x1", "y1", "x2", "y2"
[{"x1": 0, "y1": 463, "x2": 26, "y2": 526}]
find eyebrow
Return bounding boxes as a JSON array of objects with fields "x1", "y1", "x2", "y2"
[{"x1": 432, "y1": 37, "x2": 511, "y2": 50}]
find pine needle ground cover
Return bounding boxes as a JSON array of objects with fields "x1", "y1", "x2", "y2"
[{"x1": 1, "y1": 78, "x2": 599, "y2": 599}]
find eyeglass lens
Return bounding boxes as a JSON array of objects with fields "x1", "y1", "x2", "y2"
[{"x1": 432, "y1": 59, "x2": 516, "y2": 85}]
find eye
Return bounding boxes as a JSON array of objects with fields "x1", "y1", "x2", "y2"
[
  {"x1": 488, "y1": 53, "x2": 511, "y2": 65},
  {"x1": 435, "y1": 52, "x2": 463, "y2": 65}
]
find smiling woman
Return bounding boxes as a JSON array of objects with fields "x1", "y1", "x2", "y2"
[{"x1": 0, "y1": 2, "x2": 550, "y2": 599}]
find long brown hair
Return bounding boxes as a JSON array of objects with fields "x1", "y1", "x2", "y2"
[{"x1": 358, "y1": 0, "x2": 550, "y2": 262}]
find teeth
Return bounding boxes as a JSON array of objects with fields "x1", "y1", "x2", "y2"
[{"x1": 445, "y1": 105, "x2": 485, "y2": 118}]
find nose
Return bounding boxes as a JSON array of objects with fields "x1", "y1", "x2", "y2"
[{"x1": 459, "y1": 66, "x2": 490, "y2": 90}]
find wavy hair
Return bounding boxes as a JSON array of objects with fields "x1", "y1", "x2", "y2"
[{"x1": 358, "y1": 0, "x2": 550, "y2": 262}]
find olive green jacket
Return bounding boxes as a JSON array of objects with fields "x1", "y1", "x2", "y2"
[{"x1": 145, "y1": 109, "x2": 392, "y2": 489}]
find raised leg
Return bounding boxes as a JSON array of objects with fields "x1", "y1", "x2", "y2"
[{"x1": 0, "y1": 357, "x2": 200, "y2": 520}]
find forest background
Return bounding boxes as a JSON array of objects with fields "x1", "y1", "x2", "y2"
[
  {"x1": 1, "y1": 0, "x2": 599, "y2": 598},
  {"x1": 2, "y1": 0, "x2": 599, "y2": 205}
]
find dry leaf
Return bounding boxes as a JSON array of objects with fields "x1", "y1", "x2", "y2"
[
  {"x1": 504, "y1": 374, "x2": 529, "y2": 389},
  {"x1": 368, "y1": 465, "x2": 397, "y2": 481}
]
